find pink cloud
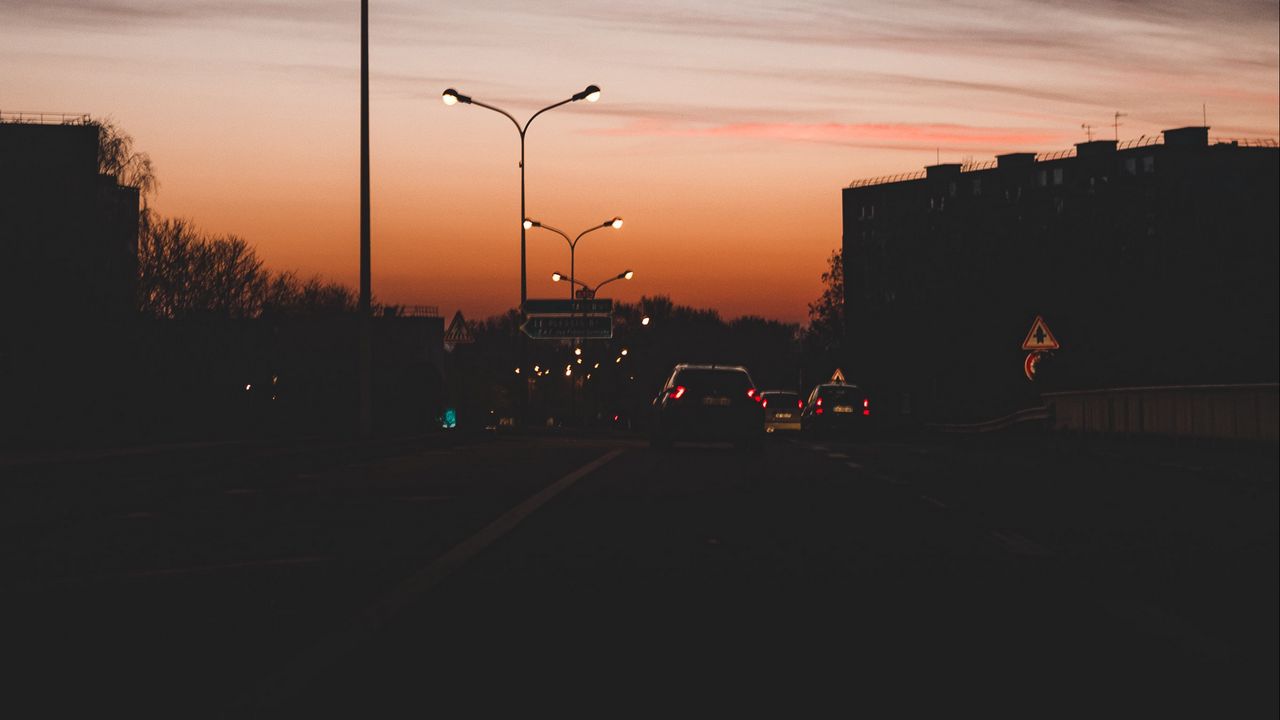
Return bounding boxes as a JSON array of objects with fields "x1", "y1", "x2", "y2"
[{"x1": 588, "y1": 119, "x2": 1072, "y2": 149}]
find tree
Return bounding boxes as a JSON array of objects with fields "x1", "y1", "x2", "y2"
[
  {"x1": 137, "y1": 217, "x2": 269, "y2": 319},
  {"x1": 805, "y1": 248, "x2": 844, "y2": 352},
  {"x1": 95, "y1": 118, "x2": 158, "y2": 204}
]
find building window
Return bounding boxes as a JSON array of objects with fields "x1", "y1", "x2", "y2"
[
  {"x1": 1125, "y1": 158, "x2": 1137, "y2": 175},
  {"x1": 1038, "y1": 169, "x2": 1048, "y2": 187},
  {"x1": 1143, "y1": 156, "x2": 1155, "y2": 173},
  {"x1": 1052, "y1": 167, "x2": 1064, "y2": 185},
  {"x1": 972, "y1": 178, "x2": 982, "y2": 196},
  {"x1": 869, "y1": 204, "x2": 875, "y2": 219}
]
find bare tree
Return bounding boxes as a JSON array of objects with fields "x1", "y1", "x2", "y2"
[
  {"x1": 805, "y1": 249, "x2": 844, "y2": 352},
  {"x1": 95, "y1": 118, "x2": 158, "y2": 204}
]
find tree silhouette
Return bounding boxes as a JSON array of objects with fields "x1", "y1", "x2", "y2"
[
  {"x1": 805, "y1": 248, "x2": 844, "y2": 352},
  {"x1": 95, "y1": 118, "x2": 158, "y2": 204}
]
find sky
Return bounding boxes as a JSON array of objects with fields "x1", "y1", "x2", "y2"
[{"x1": 3, "y1": 0, "x2": 1277, "y2": 323}]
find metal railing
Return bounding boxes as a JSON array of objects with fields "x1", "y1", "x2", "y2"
[
  {"x1": 0, "y1": 111, "x2": 92, "y2": 125},
  {"x1": 374, "y1": 304, "x2": 439, "y2": 318},
  {"x1": 847, "y1": 132, "x2": 1279, "y2": 188}
]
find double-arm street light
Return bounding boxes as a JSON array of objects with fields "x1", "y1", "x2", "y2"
[
  {"x1": 551, "y1": 269, "x2": 634, "y2": 299},
  {"x1": 441, "y1": 85, "x2": 601, "y2": 310},
  {"x1": 525, "y1": 217, "x2": 623, "y2": 299}
]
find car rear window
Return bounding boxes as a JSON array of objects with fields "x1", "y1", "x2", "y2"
[
  {"x1": 818, "y1": 386, "x2": 862, "y2": 404},
  {"x1": 673, "y1": 369, "x2": 752, "y2": 393},
  {"x1": 763, "y1": 392, "x2": 800, "y2": 404}
]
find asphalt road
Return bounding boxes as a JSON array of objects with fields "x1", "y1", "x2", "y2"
[{"x1": 4, "y1": 430, "x2": 1276, "y2": 717}]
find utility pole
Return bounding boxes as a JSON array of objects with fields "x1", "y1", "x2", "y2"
[
  {"x1": 1113, "y1": 112, "x2": 1127, "y2": 142},
  {"x1": 358, "y1": 0, "x2": 373, "y2": 437}
]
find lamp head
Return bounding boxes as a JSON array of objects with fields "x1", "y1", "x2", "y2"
[
  {"x1": 622, "y1": 270, "x2": 635, "y2": 280},
  {"x1": 573, "y1": 84, "x2": 602, "y2": 102},
  {"x1": 551, "y1": 273, "x2": 564, "y2": 282},
  {"x1": 441, "y1": 88, "x2": 471, "y2": 106},
  {"x1": 523, "y1": 218, "x2": 539, "y2": 230},
  {"x1": 608, "y1": 217, "x2": 624, "y2": 230}
]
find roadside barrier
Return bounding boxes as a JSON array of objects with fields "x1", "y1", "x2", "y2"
[
  {"x1": 928, "y1": 406, "x2": 1050, "y2": 433},
  {"x1": 1042, "y1": 383, "x2": 1278, "y2": 442}
]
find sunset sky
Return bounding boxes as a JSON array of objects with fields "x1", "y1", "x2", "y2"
[{"x1": 3, "y1": 0, "x2": 1277, "y2": 322}]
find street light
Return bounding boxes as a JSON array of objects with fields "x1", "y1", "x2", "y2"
[
  {"x1": 526, "y1": 218, "x2": 623, "y2": 300},
  {"x1": 551, "y1": 269, "x2": 633, "y2": 299},
  {"x1": 441, "y1": 85, "x2": 600, "y2": 310}
]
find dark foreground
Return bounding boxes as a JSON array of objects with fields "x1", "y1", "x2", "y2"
[{"x1": 4, "y1": 429, "x2": 1276, "y2": 716}]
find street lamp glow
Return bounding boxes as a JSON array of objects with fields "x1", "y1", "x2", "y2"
[
  {"x1": 441, "y1": 88, "x2": 471, "y2": 106},
  {"x1": 641, "y1": 317, "x2": 651, "y2": 326},
  {"x1": 609, "y1": 217, "x2": 624, "y2": 230},
  {"x1": 621, "y1": 348, "x2": 629, "y2": 356},
  {"x1": 522, "y1": 219, "x2": 534, "y2": 230},
  {"x1": 551, "y1": 273, "x2": 563, "y2": 282},
  {"x1": 572, "y1": 84, "x2": 602, "y2": 103},
  {"x1": 623, "y1": 270, "x2": 634, "y2": 280},
  {"x1": 574, "y1": 347, "x2": 582, "y2": 356}
]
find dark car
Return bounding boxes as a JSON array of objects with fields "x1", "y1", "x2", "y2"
[
  {"x1": 760, "y1": 390, "x2": 804, "y2": 434},
  {"x1": 650, "y1": 364, "x2": 765, "y2": 450},
  {"x1": 800, "y1": 382, "x2": 871, "y2": 438}
]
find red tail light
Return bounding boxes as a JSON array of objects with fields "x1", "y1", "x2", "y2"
[
  {"x1": 669, "y1": 385, "x2": 686, "y2": 400},
  {"x1": 815, "y1": 407, "x2": 824, "y2": 415},
  {"x1": 815, "y1": 397, "x2": 823, "y2": 407},
  {"x1": 863, "y1": 397, "x2": 870, "y2": 416},
  {"x1": 747, "y1": 388, "x2": 755, "y2": 398},
  {"x1": 798, "y1": 399, "x2": 804, "y2": 410},
  {"x1": 761, "y1": 398, "x2": 768, "y2": 408}
]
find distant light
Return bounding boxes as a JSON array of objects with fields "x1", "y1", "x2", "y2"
[
  {"x1": 574, "y1": 347, "x2": 582, "y2": 356},
  {"x1": 576, "y1": 358, "x2": 583, "y2": 364},
  {"x1": 551, "y1": 273, "x2": 563, "y2": 282},
  {"x1": 442, "y1": 93, "x2": 458, "y2": 106},
  {"x1": 523, "y1": 219, "x2": 534, "y2": 230},
  {"x1": 615, "y1": 356, "x2": 622, "y2": 363},
  {"x1": 620, "y1": 348, "x2": 629, "y2": 356},
  {"x1": 244, "y1": 384, "x2": 252, "y2": 391},
  {"x1": 564, "y1": 368, "x2": 572, "y2": 376},
  {"x1": 514, "y1": 367, "x2": 521, "y2": 374},
  {"x1": 593, "y1": 362, "x2": 600, "y2": 369},
  {"x1": 610, "y1": 217, "x2": 624, "y2": 230},
  {"x1": 622, "y1": 270, "x2": 634, "y2": 280},
  {"x1": 534, "y1": 365, "x2": 540, "y2": 372},
  {"x1": 641, "y1": 317, "x2": 650, "y2": 326},
  {"x1": 442, "y1": 408, "x2": 458, "y2": 429}
]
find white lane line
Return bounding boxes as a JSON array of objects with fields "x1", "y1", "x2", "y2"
[
  {"x1": 846, "y1": 462, "x2": 863, "y2": 469},
  {"x1": 989, "y1": 530, "x2": 1052, "y2": 557},
  {"x1": 827, "y1": 452, "x2": 849, "y2": 459},
  {"x1": 247, "y1": 447, "x2": 626, "y2": 710},
  {"x1": 918, "y1": 494, "x2": 947, "y2": 509}
]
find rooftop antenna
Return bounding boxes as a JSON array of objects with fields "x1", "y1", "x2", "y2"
[
  {"x1": 1202, "y1": 103, "x2": 1207, "y2": 127},
  {"x1": 1113, "y1": 112, "x2": 1126, "y2": 141},
  {"x1": 936, "y1": 147, "x2": 940, "y2": 165},
  {"x1": 1081, "y1": 123, "x2": 1095, "y2": 142}
]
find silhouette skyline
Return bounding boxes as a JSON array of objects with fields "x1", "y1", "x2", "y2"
[{"x1": 1, "y1": 0, "x2": 1275, "y2": 322}]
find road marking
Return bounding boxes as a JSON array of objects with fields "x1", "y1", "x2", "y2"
[
  {"x1": 989, "y1": 530, "x2": 1052, "y2": 557},
  {"x1": 918, "y1": 494, "x2": 947, "y2": 509},
  {"x1": 244, "y1": 447, "x2": 626, "y2": 711},
  {"x1": 398, "y1": 495, "x2": 452, "y2": 503},
  {"x1": 827, "y1": 452, "x2": 848, "y2": 459}
]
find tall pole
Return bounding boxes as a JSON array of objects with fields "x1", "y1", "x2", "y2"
[{"x1": 358, "y1": 0, "x2": 372, "y2": 437}]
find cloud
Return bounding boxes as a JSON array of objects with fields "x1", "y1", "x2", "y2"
[{"x1": 586, "y1": 119, "x2": 1072, "y2": 152}]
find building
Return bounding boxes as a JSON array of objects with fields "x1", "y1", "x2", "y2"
[
  {"x1": 1, "y1": 114, "x2": 142, "y2": 442},
  {"x1": 842, "y1": 127, "x2": 1278, "y2": 423}
]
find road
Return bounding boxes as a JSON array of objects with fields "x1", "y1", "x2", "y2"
[{"x1": 4, "y1": 430, "x2": 1276, "y2": 717}]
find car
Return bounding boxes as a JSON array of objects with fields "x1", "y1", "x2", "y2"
[
  {"x1": 800, "y1": 382, "x2": 871, "y2": 438},
  {"x1": 760, "y1": 390, "x2": 804, "y2": 434},
  {"x1": 650, "y1": 364, "x2": 765, "y2": 450}
]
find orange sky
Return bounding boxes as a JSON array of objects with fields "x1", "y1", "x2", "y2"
[{"x1": 3, "y1": 0, "x2": 1277, "y2": 322}]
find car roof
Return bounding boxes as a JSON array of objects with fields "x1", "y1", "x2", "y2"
[
  {"x1": 672, "y1": 363, "x2": 750, "y2": 373},
  {"x1": 761, "y1": 389, "x2": 800, "y2": 395}
]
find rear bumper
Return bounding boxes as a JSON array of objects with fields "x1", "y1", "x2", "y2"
[{"x1": 765, "y1": 420, "x2": 802, "y2": 433}]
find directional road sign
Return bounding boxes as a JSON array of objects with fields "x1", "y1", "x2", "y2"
[
  {"x1": 521, "y1": 315, "x2": 613, "y2": 340},
  {"x1": 524, "y1": 298, "x2": 613, "y2": 316}
]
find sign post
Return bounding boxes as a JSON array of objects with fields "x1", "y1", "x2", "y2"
[{"x1": 1021, "y1": 315, "x2": 1060, "y2": 382}]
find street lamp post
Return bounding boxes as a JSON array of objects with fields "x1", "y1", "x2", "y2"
[
  {"x1": 441, "y1": 85, "x2": 601, "y2": 311},
  {"x1": 525, "y1": 218, "x2": 623, "y2": 300},
  {"x1": 552, "y1": 269, "x2": 634, "y2": 299}
]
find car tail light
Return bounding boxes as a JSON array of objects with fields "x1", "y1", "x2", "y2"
[
  {"x1": 761, "y1": 398, "x2": 769, "y2": 408},
  {"x1": 797, "y1": 399, "x2": 804, "y2": 410},
  {"x1": 669, "y1": 385, "x2": 686, "y2": 400},
  {"x1": 747, "y1": 388, "x2": 755, "y2": 398},
  {"x1": 815, "y1": 407, "x2": 824, "y2": 415},
  {"x1": 863, "y1": 397, "x2": 870, "y2": 416},
  {"x1": 815, "y1": 397, "x2": 823, "y2": 407}
]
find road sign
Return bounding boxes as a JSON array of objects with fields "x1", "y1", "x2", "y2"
[
  {"x1": 443, "y1": 310, "x2": 474, "y2": 344},
  {"x1": 521, "y1": 315, "x2": 613, "y2": 340},
  {"x1": 524, "y1": 298, "x2": 613, "y2": 316},
  {"x1": 1021, "y1": 315, "x2": 1060, "y2": 351},
  {"x1": 1024, "y1": 352, "x2": 1042, "y2": 381},
  {"x1": 830, "y1": 368, "x2": 847, "y2": 383}
]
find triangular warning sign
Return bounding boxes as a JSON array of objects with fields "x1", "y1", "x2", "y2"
[
  {"x1": 1021, "y1": 315, "x2": 1060, "y2": 351},
  {"x1": 829, "y1": 368, "x2": 847, "y2": 383},
  {"x1": 443, "y1": 310, "x2": 474, "y2": 344}
]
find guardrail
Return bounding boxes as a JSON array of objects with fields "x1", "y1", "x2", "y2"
[
  {"x1": 1043, "y1": 383, "x2": 1278, "y2": 442},
  {"x1": 929, "y1": 406, "x2": 1050, "y2": 433},
  {"x1": 0, "y1": 111, "x2": 92, "y2": 125}
]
